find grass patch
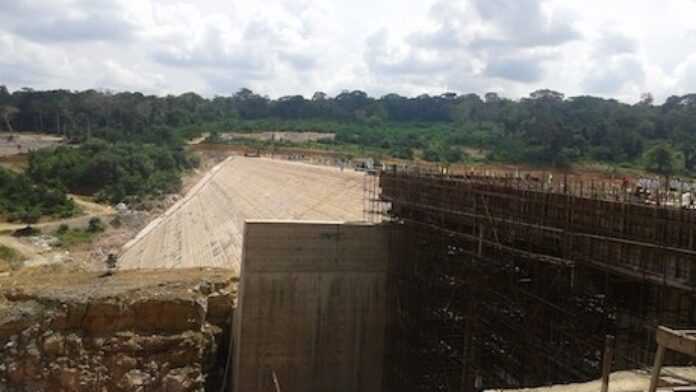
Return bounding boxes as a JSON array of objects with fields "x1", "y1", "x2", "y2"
[
  {"x1": 54, "y1": 228, "x2": 97, "y2": 248},
  {"x1": 0, "y1": 244, "x2": 22, "y2": 262},
  {"x1": 0, "y1": 244, "x2": 24, "y2": 272},
  {"x1": 54, "y1": 218, "x2": 105, "y2": 248}
]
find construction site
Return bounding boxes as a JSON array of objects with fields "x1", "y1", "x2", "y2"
[
  {"x1": 379, "y1": 166, "x2": 696, "y2": 391},
  {"x1": 2, "y1": 154, "x2": 696, "y2": 392}
]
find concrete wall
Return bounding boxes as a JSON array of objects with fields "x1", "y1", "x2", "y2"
[{"x1": 232, "y1": 220, "x2": 389, "y2": 392}]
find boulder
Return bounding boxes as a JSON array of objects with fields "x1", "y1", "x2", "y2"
[
  {"x1": 108, "y1": 353, "x2": 138, "y2": 381},
  {"x1": 118, "y1": 369, "x2": 152, "y2": 391},
  {"x1": 43, "y1": 334, "x2": 65, "y2": 356},
  {"x1": 162, "y1": 368, "x2": 200, "y2": 392}
]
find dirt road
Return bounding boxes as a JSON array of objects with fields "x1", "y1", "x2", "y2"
[
  {"x1": 119, "y1": 157, "x2": 367, "y2": 273},
  {"x1": 0, "y1": 195, "x2": 114, "y2": 233},
  {"x1": 0, "y1": 195, "x2": 116, "y2": 271}
]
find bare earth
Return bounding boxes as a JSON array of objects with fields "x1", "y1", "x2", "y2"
[
  {"x1": 223, "y1": 131, "x2": 335, "y2": 143},
  {"x1": 0, "y1": 132, "x2": 63, "y2": 157},
  {"x1": 118, "y1": 157, "x2": 367, "y2": 273}
]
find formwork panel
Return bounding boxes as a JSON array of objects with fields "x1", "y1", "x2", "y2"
[{"x1": 232, "y1": 220, "x2": 389, "y2": 392}]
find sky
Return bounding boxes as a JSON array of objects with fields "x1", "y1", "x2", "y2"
[{"x1": 2, "y1": 0, "x2": 696, "y2": 103}]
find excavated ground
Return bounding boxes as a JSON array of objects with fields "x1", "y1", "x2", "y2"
[
  {"x1": 0, "y1": 133, "x2": 63, "y2": 158},
  {"x1": 0, "y1": 265, "x2": 237, "y2": 391}
]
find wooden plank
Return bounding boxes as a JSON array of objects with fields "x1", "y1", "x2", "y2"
[
  {"x1": 600, "y1": 335, "x2": 615, "y2": 392},
  {"x1": 655, "y1": 326, "x2": 696, "y2": 356}
]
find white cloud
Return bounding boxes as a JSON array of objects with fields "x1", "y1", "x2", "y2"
[
  {"x1": 594, "y1": 30, "x2": 637, "y2": 57},
  {"x1": 583, "y1": 55, "x2": 645, "y2": 95},
  {"x1": 0, "y1": 0, "x2": 694, "y2": 102},
  {"x1": 1, "y1": 0, "x2": 140, "y2": 43},
  {"x1": 363, "y1": 0, "x2": 579, "y2": 97},
  {"x1": 0, "y1": 32, "x2": 75, "y2": 86},
  {"x1": 96, "y1": 60, "x2": 166, "y2": 92},
  {"x1": 673, "y1": 54, "x2": 696, "y2": 94},
  {"x1": 142, "y1": 0, "x2": 336, "y2": 96}
]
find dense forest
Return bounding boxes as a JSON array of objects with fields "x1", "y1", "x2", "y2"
[
  {"x1": 0, "y1": 138, "x2": 198, "y2": 222},
  {"x1": 0, "y1": 167, "x2": 76, "y2": 223},
  {"x1": 0, "y1": 86, "x2": 203, "y2": 220},
  {"x1": 27, "y1": 140, "x2": 198, "y2": 203},
  {"x1": 1, "y1": 86, "x2": 696, "y2": 172}
]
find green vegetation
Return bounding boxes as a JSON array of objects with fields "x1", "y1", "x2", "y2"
[
  {"x1": 87, "y1": 217, "x2": 105, "y2": 233},
  {"x1": 0, "y1": 87, "x2": 205, "y2": 222},
  {"x1": 3, "y1": 86, "x2": 696, "y2": 173},
  {"x1": 27, "y1": 139, "x2": 199, "y2": 203},
  {"x1": 54, "y1": 228, "x2": 94, "y2": 248},
  {"x1": 0, "y1": 167, "x2": 77, "y2": 223},
  {"x1": 0, "y1": 244, "x2": 23, "y2": 272},
  {"x1": 54, "y1": 218, "x2": 104, "y2": 248},
  {"x1": 645, "y1": 144, "x2": 677, "y2": 175},
  {"x1": 0, "y1": 244, "x2": 22, "y2": 263},
  {"x1": 198, "y1": 119, "x2": 485, "y2": 163}
]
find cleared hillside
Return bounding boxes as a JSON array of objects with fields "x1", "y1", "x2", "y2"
[{"x1": 118, "y1": 157, "x2": 366, "y2": 273}]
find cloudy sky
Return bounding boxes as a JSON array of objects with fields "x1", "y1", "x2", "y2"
[{"x1": 2, "y1": 0, "x2": 696, "y2": 102}]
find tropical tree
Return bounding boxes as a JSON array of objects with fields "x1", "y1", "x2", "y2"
[
  {"x1": 645, "y1": 144, "x2": 676, "y2": 176},
  {"x1": 0, "y1": 106, "x2": 19, "y2": 132}
]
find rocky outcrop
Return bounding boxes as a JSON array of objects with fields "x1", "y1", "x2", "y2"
[{"x1": 0, "y1": 268, "x2": 236, "y2": 392}]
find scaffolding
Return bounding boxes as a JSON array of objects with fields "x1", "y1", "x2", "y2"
[
  {"x1": 363, "y1": 172, "x2": 388, "y2": 223},
  {"x1": 380, "y1": 167, "x2": 696, "y2": 392}
]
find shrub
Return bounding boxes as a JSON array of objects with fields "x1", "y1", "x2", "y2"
[
  {"x1": 0, "y1": 167, "x2": 77, "y2": 223},
  {"x1": 110, "y1": 216, "x2": 122, "y2": 228},
  {"x1": 0, "y1": 245, "x2": 21, "y2": 262},
  {"x1": 56, "y1": 224, "x2": 69, "y2": 235},
  {"x1": 87, "y1": 217, "x2": 105, "y2": 233},
  {"x1": 0, "y1": 245, "x2": 23, "y2": 271},
  {"x1": 27, "y1": 140, "x2": 197, "y2": 203}
]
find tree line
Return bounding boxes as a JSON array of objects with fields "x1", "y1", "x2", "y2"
[{"x1": 2, "y1": 86, "x2": 696, "y2": 171}]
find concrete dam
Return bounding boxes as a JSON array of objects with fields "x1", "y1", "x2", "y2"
[
  {"x1": 3, "y1": 165, "x2": 694, "y2": 392},
  {"x1": 227, "y1": 167, "x2": 695, "y2": 391}
]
